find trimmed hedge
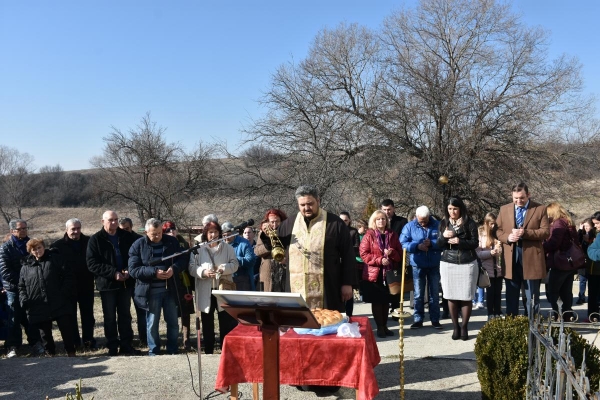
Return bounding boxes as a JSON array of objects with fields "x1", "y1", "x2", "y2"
[{"x1": 475, "y1": 316, "x2": 600, "y2": 400}]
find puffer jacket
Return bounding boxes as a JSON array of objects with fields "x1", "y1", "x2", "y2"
[
  {"x1": 128, "y1": 234, "x2": 185, "y2": 310},
  {"x1": 18, "y1": 249, "x2": 74, "y2": 324},
  {"x1": 359, "y1": 229, "x2": 402, "y2": 282},
  {"x1": 438, "y1": 218, "x2": 479, "y2": 264},
  {"x1": 0, "y1": 236, "x2": 30, "y2": 293},
  {"x1": 400, "y1": 217, "x2": 442, "y2": 268},
  {"x1": 86, "y1": 227, "x2": 137, "y2": 291}
]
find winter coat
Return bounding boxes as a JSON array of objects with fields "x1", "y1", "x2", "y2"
[
  {"x1": 51, "y1": 233, "x2": 94, "y2": 291},
  {"x1": 128, "y1": 234, "x2": 186, "y2": 310},
  {"x1": 400, "y1": 217, "x2": 442, "y2": 268},
  {"x1": 86, "y1": 227, "x2": 137, "y2": 291},
  {"x1": 543, "y1": 218, "x2": 578, "y2": 271},
  {"x1": 0, "y1": 236, "x2": 29, "y2": 293},
  {"x1": 359, "y1": 229, "x2": 402, "y2": 283},
  {"x1": 438, "y1": 218, "x2": 479, "y2": 264},
  {"x1": 189, "y1": 242, "x2": 238, "y2": 313},
  {"x1": 578, "y1": 229, "x2": 599, "y2": 276},
  {"x1": 18, "y1": 249, "x2": 74, "y2": 324},
  {"x1": 496, "y1": 200, "x2": 549, "y2": 280},
  {"x1": 229, "y1": 236, "x2": 257, "y2": 291},
  {"x1": 476, "y1": 233, "x2": 503, "y2": 278}
]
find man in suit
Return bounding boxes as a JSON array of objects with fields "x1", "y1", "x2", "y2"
[{"x1": 496, "y1": 183, "x2": 549, "y2": 317}]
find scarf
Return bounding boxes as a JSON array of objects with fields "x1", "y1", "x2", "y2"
[
  {"x1": 12, "y1": 235, "x2": 29, "y2": 256},
  {"x1": 288, "y1": 208, "x2": 327, "y2": 309}
]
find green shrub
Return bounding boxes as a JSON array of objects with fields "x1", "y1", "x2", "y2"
[{"x1": 474, "y1": 316, "x2": 600, "y2": 400}]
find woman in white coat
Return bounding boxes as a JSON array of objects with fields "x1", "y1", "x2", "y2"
[{"x1": 189, "y1": 221, "x2": 239, "y2": 354}]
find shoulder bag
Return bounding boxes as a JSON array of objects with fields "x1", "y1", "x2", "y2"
[
  {"x1": 477, "y1": 256, "x2": 491, "y2": 289},
  {"x1": 554, "y1": 237, "x2": 586, "y2": 271}
]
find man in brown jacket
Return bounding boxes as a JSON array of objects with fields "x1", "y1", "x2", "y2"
[{"x1": 496, "y1": 183, "x2": 549, "y2": 317}]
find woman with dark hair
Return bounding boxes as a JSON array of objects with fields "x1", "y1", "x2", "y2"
[
  {"x1": 437, "y1": 197, "x2": 479, "y2": 340},
  {"x1": 19, "y1": 238, "x2": 76, "y2": 356},
  {"x1": 189, "y1": 221, "x2": 238, "y2": 354},
  {"x1": 359, "y1": 210, "x2": 402, "y2": 338},
  {"x1": 580, "y1": 217, "x2": 599, "y2": 322},
  {"x1": 255, "y1": 209, "x2": 288, "y2": 292},
  {"x1": 543, "y1": 202, "x2": 578, "y2": 321}
]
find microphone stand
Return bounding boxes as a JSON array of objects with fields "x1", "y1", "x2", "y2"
[{"x1": 149, "y1": 233, "x2": 239, "y2": 266}]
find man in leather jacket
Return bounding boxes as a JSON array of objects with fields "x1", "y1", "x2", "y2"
[{"x1": 87, "y1": 210, "x2": 138, "y2": 356}]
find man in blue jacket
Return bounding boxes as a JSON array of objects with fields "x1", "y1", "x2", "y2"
[
  {"x1": 400, "y1": 206, "x2": 442, "y2": 329},
  {"x1": 128, "y1": 218, "x2": 186, "y2": 356},
  {"x1": 222, "y1": 222, "x2": 257, "y2": 291}
]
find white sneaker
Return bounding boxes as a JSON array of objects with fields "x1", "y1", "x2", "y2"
[
  {"x1": 472, "y1": 302, "x2": 480, "y2": 310},
  {"x1": 476, "y1": 302, "x2": 484, "y2": 309},
  {"x1": 6, "y1": 347, "x2": 17, "y2": 358}
]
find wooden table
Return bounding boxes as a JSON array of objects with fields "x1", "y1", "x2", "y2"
[{"x1": 215, "y1": 316, "x2": 381, "y2": 400}]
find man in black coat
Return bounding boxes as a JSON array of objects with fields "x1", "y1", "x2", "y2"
[
  {"x1": 381, "y1": 199, "x2": 409, "y2": 319},
  {"x1": 87, "y1": 210, "x2": 138, "y2": 356},
  {"x1": 52, "y1": 218, "x2": 97, "y2": 349},
  {"x1": 119, "y1": 216, "x2": 147, "y2": 345},
  {"x1": 0, "y1": 219, "x2": 37, "y2": 357}
]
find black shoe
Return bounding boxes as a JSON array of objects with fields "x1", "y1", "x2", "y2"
[
  {"x1": 376, "y1": 327, "x2": 387, "y2": 338},
  {"x1": 384, "y1": 327, "x2": 394, "y2": 336},
  {"x1": 119, "y1": 346, "x2": 141, "y2": 356},
  {"x1": 410, "y1": 321, "x2": 423, "y2": 329},
  {"x1": 431, "y1": 321, "x2": 443, "y2": 329},
  {"x1": 108, "y1": 348, "x2": 118, "y2": 356},
  {"x1": 452, "y1": 330, "x2": 460, "y2": 340}
]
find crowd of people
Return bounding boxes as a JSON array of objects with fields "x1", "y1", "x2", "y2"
[{"x1": 1, "y1": 181, "x2": 599, "y2": 359}]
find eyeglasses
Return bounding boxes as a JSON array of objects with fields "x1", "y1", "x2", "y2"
[{"x1": 14, "y1": 227, "x2": 28, "y2": 231}]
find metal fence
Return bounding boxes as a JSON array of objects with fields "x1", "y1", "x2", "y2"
[{"x1": 527, "y1": 303, "x2": 600, "y2": 399}]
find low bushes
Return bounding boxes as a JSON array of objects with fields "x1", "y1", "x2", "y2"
[{"x1": 475, "y1": 316, "x2": 600, "y2": 400}]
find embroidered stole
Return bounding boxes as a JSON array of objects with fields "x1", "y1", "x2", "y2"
[{"x1": 289, "y1": 209, "x2": 327, "y2": 309}]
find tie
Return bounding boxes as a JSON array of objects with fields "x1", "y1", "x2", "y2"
[{"x1": 516, "y1": 207, "x2": 525, "y2": 228}]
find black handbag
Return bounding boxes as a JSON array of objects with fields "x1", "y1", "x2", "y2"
[{"x1": 477, "y1": 257, "x2": 491, "y2": 289}]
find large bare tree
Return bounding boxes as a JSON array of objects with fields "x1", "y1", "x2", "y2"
[
  {"x1": 238, "y1": 0, "x2": 598, "y2": 219},
  {"x1": 90, "y1": 112, "x2": 215, "y2": 226},
  {"x1": 0, "y1": 145, "x2": 37, "y2": 224}
]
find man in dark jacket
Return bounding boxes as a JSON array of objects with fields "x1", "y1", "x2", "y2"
[
  {"x1": 0, "y1": 219, "x2": 36, "y2": 357},
  {"x1": 86, "y1": 210, "x2": 138, "y2": 356},
  {"x1": 129, "y1": 218, "x2": 186, "y2": 355},
  {"x1": 381, "y1": 199, "x2": 409, "y2": 319},
  {"x1": 52, "y1": 218, "x2": 96, "y2": 349}
]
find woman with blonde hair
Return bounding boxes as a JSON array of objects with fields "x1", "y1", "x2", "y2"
[
  {"x1": 543, "y1": 202, "x2": 578, "y2": 320},
  {"x1": 476, "y1": 213, "x2": 503, "y2": 320},
  {"x1": 359, "y1": 210, "x2": 402, "y2": 338}
]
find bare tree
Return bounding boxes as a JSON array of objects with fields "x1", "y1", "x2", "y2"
[
  {"x1": 238, "y1": 0, "x2": 598, "y2": 220},
  {"x1": 0, "y1": 145, "x2": 37, "y2": 223},
  {"x1": 90, "y1": 112, "x2": 215, "y2": 226}
]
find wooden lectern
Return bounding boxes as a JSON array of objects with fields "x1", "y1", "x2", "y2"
[{"x1": 213, "y1": 291, "x2": 320, "y2": 400}]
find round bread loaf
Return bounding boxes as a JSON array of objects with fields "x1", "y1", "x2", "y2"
[{"x1": 311, "y1": 308, "x2": 344, "y2": 327}]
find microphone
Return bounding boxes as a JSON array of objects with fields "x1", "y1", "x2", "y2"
[{"x1": 233, "y1": 219, "x2": 254, "y2": 231}]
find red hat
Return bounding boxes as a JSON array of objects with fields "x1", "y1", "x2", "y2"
[{"x1": 162, "y1": 221, "x2": 177, "y2": 233}]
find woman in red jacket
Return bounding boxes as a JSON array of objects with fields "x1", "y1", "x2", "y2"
[{"x1": 359, "y1": 210, "x2": 402, "y2": 338}]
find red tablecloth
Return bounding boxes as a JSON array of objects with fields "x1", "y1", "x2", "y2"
[{"x1": 215, "y1": 316, "x2": 381, "y2": 400}]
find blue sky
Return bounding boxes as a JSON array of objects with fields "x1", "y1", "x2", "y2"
[{"x1": 1, "y1": 0, "x2": 598, "y2": 171}]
